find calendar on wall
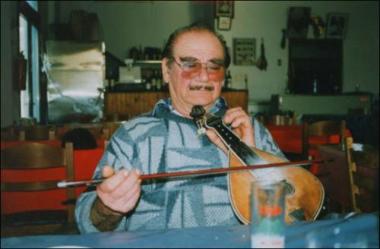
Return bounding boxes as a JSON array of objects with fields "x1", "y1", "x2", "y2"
[{"x1": 233, "y1": 38, "x2": 256, "y2": 65}]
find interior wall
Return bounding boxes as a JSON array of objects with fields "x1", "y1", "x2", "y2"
[
  {"x1": 219, "y1": 1, "x2": 379, "y2": 105},
  {"x1": 1, "y1": 1, "x2": 379, "y2": 127},
  {"x1": 48, "y1": 1, "x2": 195, "y2": 59},
  {"x1": 50, "y1": 1, "x2": 379, "y2": 102}
]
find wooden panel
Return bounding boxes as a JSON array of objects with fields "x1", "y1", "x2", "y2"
[
  {"x1": 1, "y1": 143, "x2": 65, "y2": 169},
  {"x1": 105, "y1": 92, "x2": 168, "y2": 119},
  {"x1": 104, "y1": 90, "x2": 248, "y2": 120},
  {"x1": 221, "y1": 90, "x2": 248, "y2": 111}
]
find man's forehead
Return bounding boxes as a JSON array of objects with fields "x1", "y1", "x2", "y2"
[{"x1": 173, "y1": 30, "x2": 224, "y2": 56}]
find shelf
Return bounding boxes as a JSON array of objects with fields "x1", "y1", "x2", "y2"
[{"x1": 134, "y1": 60, "x2": 161, "y2": 65}]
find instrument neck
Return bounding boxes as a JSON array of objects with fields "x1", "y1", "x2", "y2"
[{"x1": 205, "y1": 114, "x2": 265, "y2": 165}]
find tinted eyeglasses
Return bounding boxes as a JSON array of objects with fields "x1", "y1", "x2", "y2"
[{"x1": 171, "y1": 57, "x2": 225, "y2": 81}]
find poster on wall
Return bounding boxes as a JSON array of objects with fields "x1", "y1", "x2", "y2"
[
  {"x1": 326, "y1": 13, "x2": 349, "y2": 39},
  {"x1": 215, "y1": 1, "x2": 234, "y2": 18},
  {"x1": 217, "y1": 16, "x2": 231, "y2": 31},
  {"x1": 233, "y1": 38, "x2": 256, "y2": 65}
]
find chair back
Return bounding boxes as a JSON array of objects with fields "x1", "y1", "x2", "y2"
[
  {"x1": 1, "y1": 126, "x2": 19, "y2": 141},
  {"x1": 19, "y1": 125, "x2": 56, "y2": 141},
  {"x1": 344, "y1": 137, "x2": 360, "y2": 212},
  {"x1": 1, "y1": 142, "x2": 76, "y2": 236},
  {"x1": 318, "y1": 136, "x2": 378, "y2": 214},
  {"x1": 302, "y1": 120, "x2": 346, "y2": 159},
  {"x1": 1, "y1": 125, "x2": 56, "y2": 141},
  {"x1": 61, "y1": 128, "x2": 98, "y2": 150},
  {"x1": 345, "y1": 137, "x2": 379, "y2": 213}
]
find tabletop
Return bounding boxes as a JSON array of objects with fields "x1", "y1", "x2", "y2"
[{"x1": 1, "y1": 212, "x2": 378, "y2": 248}]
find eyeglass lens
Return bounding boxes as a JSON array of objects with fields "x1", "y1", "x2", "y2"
[{"x1": 174, "y1": 57, "x2": 225, "y2": 81}]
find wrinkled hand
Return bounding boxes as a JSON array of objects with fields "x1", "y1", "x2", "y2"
[
  {"x1": 206, "y1": 107, "x2": 255, "y2": 154},
  {"x1": 96, "y1": 165, "x2": 141, "y2": 214}
]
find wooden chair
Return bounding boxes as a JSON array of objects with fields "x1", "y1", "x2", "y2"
[
  {"x1": 317, "y1": 143, "x2": 351, "y2": 214},
  {"x1": 345, "y1": 137, "x2": 379, "y2": 213},
  {"x1": 58, "y1": 123, "x2": 109, "y2": 141},
  {"x1": 302, "y1": 120, "x2": 346, "y2": 159},
  {"x1": 317, "y1": 136, "x2": 378, "y2": 215},
  {"x1": 1, "y1": 125, "x2": 55, "y2": 141},
  {"x1": 345, "y1": 137, "x2": 360, "y2": 213},
  {"x1": 302, "y1": 120, "x2": 346, "y2": 174},
  {"x1": 1, "y1": 142, "x2": 77, "y2": 237},
  {"x1": 18, "y1": 125, "x2": 56, "y2": 141},
  {"x1": 1, "y1": 126, "x2": 19, "y2": 141}
]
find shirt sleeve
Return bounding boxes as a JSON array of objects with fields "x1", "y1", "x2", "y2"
[
  {"x1": 252, "y1": 118, "x2": 287, "y2": 160},
  {"x1": 75, "y1": 127, "x2": 134, "y2": 233}
]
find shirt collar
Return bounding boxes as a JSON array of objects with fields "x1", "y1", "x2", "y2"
[{"x1": 152, "y1": 97, "x2": 228, "y2": 119}]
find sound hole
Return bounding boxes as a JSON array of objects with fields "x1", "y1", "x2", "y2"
[{"x1": 283, "y1": 180, "x2": 295, "y2": 196}]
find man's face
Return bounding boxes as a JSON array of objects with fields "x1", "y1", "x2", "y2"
[{"x1": 162, "y1": 30, "x2": 226, "y2": 117}]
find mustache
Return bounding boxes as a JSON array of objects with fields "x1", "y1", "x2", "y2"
[{"x1": 189, "y1": 84, "x2": 215, "y2": 91}]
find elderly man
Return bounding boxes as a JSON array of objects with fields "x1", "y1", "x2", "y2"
[{"x1": 75, "y1": 23, "x2": 284, "y2": 233}]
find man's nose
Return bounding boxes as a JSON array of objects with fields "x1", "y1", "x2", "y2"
[{"x1": 198, "y1": 64, "x2": 209, "y2": 81}]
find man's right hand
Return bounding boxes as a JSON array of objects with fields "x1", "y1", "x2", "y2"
[{"x1": 96, "y1": 165, "x2": 142, "y2": 214}]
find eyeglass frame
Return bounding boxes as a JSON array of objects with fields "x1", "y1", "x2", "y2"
[{"x1": 168, "y1": 56, "x2": 226, "y2": 80}]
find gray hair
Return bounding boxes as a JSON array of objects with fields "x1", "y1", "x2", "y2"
[{"x1": 162, "y1": 23, "x2": 231, "y2": 68}]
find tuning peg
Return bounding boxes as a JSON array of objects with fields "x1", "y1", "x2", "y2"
[{"x1": 190, "y1": 105, "x2": 205, "y2": 119}]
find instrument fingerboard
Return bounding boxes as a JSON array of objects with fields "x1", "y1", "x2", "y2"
[{"x1": 205, "y1": 114, "x2": 265, "y2": 165}]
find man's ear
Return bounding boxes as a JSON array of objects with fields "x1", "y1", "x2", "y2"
[{"x1": 161, "y1": 58, "x2": 171, "y2": 83}]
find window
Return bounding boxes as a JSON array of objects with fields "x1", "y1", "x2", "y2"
[
  {"x1": 19, "y1": 1, "x2": 40, "y2": 122},
  {"x1": 288, "y1": 39, "x2": 343, "y2": 95}
]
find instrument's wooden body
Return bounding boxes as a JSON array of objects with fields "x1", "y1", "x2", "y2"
[
  {"x1": 190, "y1": 105, "x2": 324, "y2": 224},
  {"x1": 228, "y1": 149, "x2": 324, "y2": 224}
]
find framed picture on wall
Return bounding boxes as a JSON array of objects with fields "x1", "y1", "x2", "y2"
[
  {"x1": 217, "y1": 16, "x2": 231, "y2": 31},
  {"x1": 233, "y1": 38, "x2": 256, "y2": 65},
  {"x1": 326, "y1": 12, "x2": 349, "y2": 39},
  {"x1": 215, "y1": 1, "x2": 234, "y2": 18}
]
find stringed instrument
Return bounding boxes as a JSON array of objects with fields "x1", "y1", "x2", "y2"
[{"x1": 190, "y1": 105, "x2": 324, "y2": 224}]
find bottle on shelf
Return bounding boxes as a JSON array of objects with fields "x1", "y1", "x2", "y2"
[
  {"x1": 155, "y1": 69, "x2": 162, "y2": 90},
  {"x1": 312, "y1": 76, "x2": 318, "y2": 94},
  {"x1": 145, "y1": 77, "x2": 151, "y2": 90},
  {"x1": 151, "y1": 73, "x2": 157, "y2": 91},
  {"x1": 108, "y1": 79, "x2": 115, "y2": 91},
  {"x1": 225, "y1": 70, "x2": 232, "y2": 89}
]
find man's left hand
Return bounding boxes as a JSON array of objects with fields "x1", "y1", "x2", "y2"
[{"x1": 206, "y1": 107, "x2": 255, "y2": 154}]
